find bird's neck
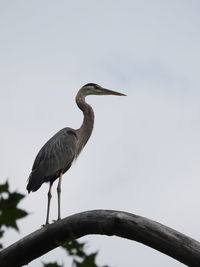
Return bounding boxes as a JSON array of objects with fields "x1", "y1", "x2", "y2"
[{"x1": 76, "y1": 90, "x2": 94, "y2": 156}]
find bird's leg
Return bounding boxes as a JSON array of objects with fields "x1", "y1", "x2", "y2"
[
  {"x1": 45, "y1": 182, "x2": 53, "y2": 225},
  {"x1": 57, "y1": 172, "x2": 63, "y2": 221}
]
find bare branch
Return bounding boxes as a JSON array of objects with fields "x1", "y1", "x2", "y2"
[{"x1": 0, "y1": 210, "x2": 200, "y2": 267}]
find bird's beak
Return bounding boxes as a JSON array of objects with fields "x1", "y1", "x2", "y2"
[{"x1": 100, "y1": 87, "x2": 126, "y2": 96}]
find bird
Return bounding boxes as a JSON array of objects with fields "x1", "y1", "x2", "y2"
[{"x1": 27, "y1": 83, "x2": 126, "y2": 224}]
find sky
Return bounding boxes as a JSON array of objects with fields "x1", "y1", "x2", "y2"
[{"x1": 1, "y1": 0, "x2": 200, "y2": 266}]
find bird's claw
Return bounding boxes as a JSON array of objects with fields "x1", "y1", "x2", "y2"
[
  {"x1": 41, "y1": 223, "x2": 49, "y2": 227},
  {"x1": 52, "y1": 218, "x2": 61, "y2": 223}
]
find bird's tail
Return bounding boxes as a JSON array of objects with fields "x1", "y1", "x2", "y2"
[{"x1": 26, "y1": 170, "x2": 43, "y2": 193}]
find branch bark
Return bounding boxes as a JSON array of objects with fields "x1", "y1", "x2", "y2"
[{"x1": 0, "y1": 210, "x2": 200, "y2": 267}]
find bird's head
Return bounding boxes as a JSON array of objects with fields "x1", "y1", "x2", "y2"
[{"x1": 82, "y1": 83, "x2": 126, "y2": 96}]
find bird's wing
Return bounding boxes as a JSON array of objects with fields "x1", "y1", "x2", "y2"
[
  {"x1": 33, "y1": 128, "x2": 77, "y2": 173},
  {"x1": 27, "y1": 128, "x2": 77, "y2": 192}
]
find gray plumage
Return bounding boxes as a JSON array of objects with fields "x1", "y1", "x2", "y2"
[
  {"x1": 27, "y1": 128, "x2": 77, "y2": 192},
  {"x1": 26, "y1": 83, "x2": 125, "y2": 224}
]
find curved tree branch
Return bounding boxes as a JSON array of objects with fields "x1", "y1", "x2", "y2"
[{"x1": 0, "y1": 210, "x2": 200, "y2": 267}]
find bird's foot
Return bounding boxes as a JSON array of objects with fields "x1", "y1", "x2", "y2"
[
  {"x1": 52, "y1": 217, "x2": 61, "y2": 223},
  {"x1": 41, "y1": 222, "x2": 50, "y2": 227}
]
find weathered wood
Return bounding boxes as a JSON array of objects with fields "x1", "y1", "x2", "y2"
[{"x1": 0, "y1": 210, "x2": 200, "y2": 266}]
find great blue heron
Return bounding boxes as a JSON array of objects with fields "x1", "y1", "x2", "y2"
[{"x1": 27, "y1": 83, "x2": 125, "y2": 224}]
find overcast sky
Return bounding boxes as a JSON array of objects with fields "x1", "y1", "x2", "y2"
[{"x1": 1, "y1": 1, "x2": 200, "y2": 266}]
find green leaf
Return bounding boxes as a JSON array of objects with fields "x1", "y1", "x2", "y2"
[
  {"x1": 0, "y1": 227, "x2": 4, "y2": 237},
  {"x1": 60, "y1": 240, "x2": 110, "y2": 267},
  {"x1": 0, "y1": 227, "x2": 4, "y2": 249},
  {"x1": 43, "y1": 263, "x2": 63, "y2": 267},
  {"x1": 61, "y1": 240, "x2": 86, "y2": 257},
  {"x1": 0, "y1": 187, "x2": 28, "y2": 231},
  {"x1": 76, "y1": 252, "x2": 98, "y2": 267},
  {"x1": 0, "y1": 181, "x2": 9, "y2": 194}
]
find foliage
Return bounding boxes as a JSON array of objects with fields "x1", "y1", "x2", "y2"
[
  {"x1": 60, "y1": 240, "x2": 109, "y2": 267},
  {"x1": 0, "y1": 181, "x2": 109, "y2": 267},
  {"x1": 0, "y1": 180, "x2": 28, "y2": 248},
  {"x1": 43, "y1": 240, "x2": 109, "y2": 267},
  {"x1": 43, "y1": 263, "x2": 63, "y2": 267}
]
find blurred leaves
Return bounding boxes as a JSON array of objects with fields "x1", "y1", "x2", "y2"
[
  {"x1": 0, "y1": 180, "x2": 28, "y2": 248},
  {"x1": 43, "y1": 239, "x2": 109, "y2": 267},
  {"x1": 61, "y1": 239, "x2": 85, "y2": 257},
  {"x1": 60, "y1": 240, "x2": 109, "y2": 267},
  {"x1": 43, "y1": 263, "x2": 63, "y2": 267},
  {"x1": 0, "y1": 181, "x2": 109, "y2": 267},
  {"x1": 0, "y1": 182, "x2": 9, "y2": 193},
  {"x1": 73, "y1": 252, "x2": 98, "y2": 267},
  {"x1": 0, "y1": 228, "x2": 4, "y2": 249}
]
